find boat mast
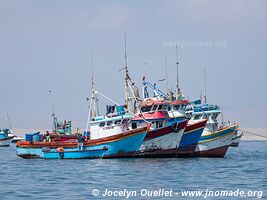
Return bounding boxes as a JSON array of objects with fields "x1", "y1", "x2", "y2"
[
  {"x1": 90, "y1": 49, "x2": 99, "y2": 120},
  {"x1": 175, "y1": 44, "x2": 180, "y2": 100},
  {"x1": 124, "y1": 32, "x2": 129, "y2": 107},
  {"x1": 86, "y1": 49, "x2": 98, "y2": 133},
  {"x1": 204, "y1": 67, "x2": 207, "y2": 104}
]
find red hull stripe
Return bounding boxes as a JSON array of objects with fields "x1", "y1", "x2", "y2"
[
  {"x1": 144, "y1": 125, "x2": 173, "y2": 141},
  {"x1": 185, "y1": 119, "x2": 208, "y2": 133},
  {"x1": 17, "y1": 126, "x2": 148, "y2": 148}
]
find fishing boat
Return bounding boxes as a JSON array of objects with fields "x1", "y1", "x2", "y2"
[
  {"x1": 186, "y1": 103, "x2": 238, "y2": 157},
  {"x1": 17, "y1": 107, "x2": 149, "y2": 159},
  {"x1": 0, "y1": 103, "x2": 15, "y2": 146},
  {"x1": 131, "y1": 98, "x2": 188, "y2": 157},
  {"x1": 140, "y1": 80, "x2": 206, "y2": 155},
  {"x1": 17, "y1": 71, "x2": 150, "y2": 159},
  {"x1": 0, "y1": 128, "x2": 15, "y2": 147},
  {"x1": 16, "y1": 114, "x2": 78, "y2": 157}
]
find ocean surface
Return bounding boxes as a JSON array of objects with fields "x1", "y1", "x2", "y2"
[{"x1": 0, "y1": 141, "x2": 266, "y2": 200}]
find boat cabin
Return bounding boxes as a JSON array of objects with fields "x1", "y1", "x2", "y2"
[
  {"x1": 168, "y1": 100, "x2": 190, "y2": 119},
  {"x1": 186, "y1": 104, "x2": 221, "y2": 132},
  {"x1": 0, "y1": 128, "x2": 11, "y2": 139},
  {"x1": 89, "y1": 105, "x2": 133, "y2": 140},
  {"x1": 132, "y1": 99, "x2": 170, "y2": 130}
]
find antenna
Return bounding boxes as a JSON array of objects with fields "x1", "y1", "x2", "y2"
[
  {"x1": 175, "y1": 44, "x2": 180, "y2": 99},
  {"x1": 204, "y1": 67, "x2": 207, "y2": 104},
  {"x1": 91, "y1": 49, "x2": 94, "y2": 91}
]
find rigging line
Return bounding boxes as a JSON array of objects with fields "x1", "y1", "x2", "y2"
[
  {"x1": 175, "y1": 44, "x2": 180, "y2": 98},
  {"x1": 5, "y1": 105, "x2": 12, "y2": 130},
  {"x1": 239, "y1": 129, "x2": 267, "y2": 139},
  {"x1": 95, "y1": 90, "x2": 150, "y2": 125}
]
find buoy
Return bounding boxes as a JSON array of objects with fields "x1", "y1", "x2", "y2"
[
  {"x1": 145, "y1": 98, "x2": 154, "y2": 106},
  {"x1": 56, "y1": 147, "x2": 64, "y2": 152}
]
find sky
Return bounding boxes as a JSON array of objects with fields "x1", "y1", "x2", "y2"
[{"x1": 0, "y1": 0, "x2": 266, "y2": 129}]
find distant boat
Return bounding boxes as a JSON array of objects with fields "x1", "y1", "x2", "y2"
[
  {"x1": 0, "y1": 102, "x2": 15, "y2": 146},
  {"x1": 0, "y1": 128, "x2": 15, "y2": 147}
]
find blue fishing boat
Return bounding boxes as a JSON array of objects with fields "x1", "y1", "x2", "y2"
[{"x1": 17, "y1": 89, "x2": 149, "y2": 159}]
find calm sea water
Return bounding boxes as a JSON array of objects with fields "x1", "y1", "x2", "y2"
[{"x1": 0, "y1": 141, "x2": 266, "y2": 200}]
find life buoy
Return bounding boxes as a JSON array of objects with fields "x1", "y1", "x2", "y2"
[
  {"x1": 56, "y1": 147, "x2": 64, "y2": 152},
  {"x1": 145, "y1": 98, "x2": 154, "y2": 106}
]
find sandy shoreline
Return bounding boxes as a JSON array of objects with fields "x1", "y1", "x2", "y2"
[{"x1": 11, "y1": 128, "x2": 267, "y2": 141}]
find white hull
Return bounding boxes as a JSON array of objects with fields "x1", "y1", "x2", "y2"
[
  {"x1": 195, "y1": 131, "x2": 235, "y2": 152},
  {"x1": 0, "y1": 138, "x2": 13, "y2": 146},
  {"x1": 140, "y1": 128, "x2": 184, "y2": 152}
]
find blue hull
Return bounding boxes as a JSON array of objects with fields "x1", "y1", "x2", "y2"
[
  {"x1": 17, "y1": 131, "x2": 147, "y2": 159},
  {"x1": 178, "y1": 127, "x2": 204, "y2": 152},
  {"x1": 43, "y1": 148, "x2": 108, "y2": 159}
]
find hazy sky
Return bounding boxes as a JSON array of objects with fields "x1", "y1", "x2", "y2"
[{"x1": 0, "y1": 0, "x2": 266, "y2": 129}]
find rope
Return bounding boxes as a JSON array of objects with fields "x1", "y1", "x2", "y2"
[{"x1": 239, "y1": 129, "x2": 267, "y2": 139}]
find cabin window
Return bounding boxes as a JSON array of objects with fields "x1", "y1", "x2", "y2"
[
  {"x1": 132, "y1": 123, "x2": 137, "y2": 129},
  {"x1": 173, "y1": 105, "x2": 180, "y2": 110},
  {"x1": 157, "y1": 105, "x2": 163, "y2": 110},
  {"x1": 152, "y1": 105, "x2": 158, "y2": 111},
  {"x1": 156, "y1": 121, "x2": 163, "y2": 128},
  {"x1": 107, "y1": 121, "x2": 113, "y2": 126},
  {"x1": 100, "y1": 122, "x2": 105, "y2": 127},
  {"x1": 122, "y1": 119, "x2": 128, "y2": 124},
  {"x1": 141, "y1": 106, "x2": 152, "y2": 112},
  {"x1": 114, "y1": 120, "x2": 121, "y2": 125},
  {"x1": 194, "y1": 114, "x2": 202, "y2": 120},
  {"x1": 162, "y1": 105, "x2": 168, "y2": 110}
]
